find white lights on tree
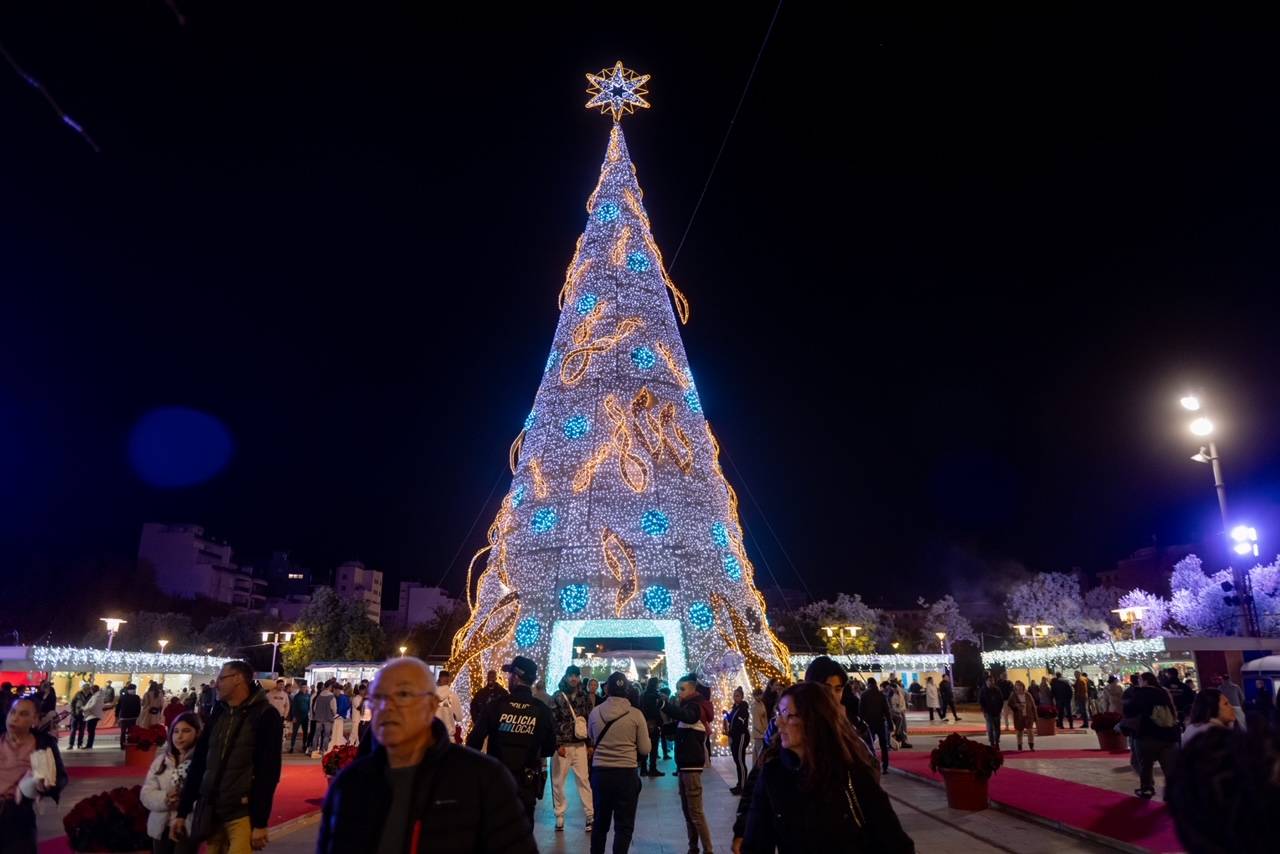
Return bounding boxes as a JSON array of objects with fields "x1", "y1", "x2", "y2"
[
  {"x1": 981, "y1": 637, "x2": 1167, "y2": 670},
  {"x1": 788, "y1": 652, "x2": 954, "y2": 676},
  {"x1": 31, "y1": 646, "x2": 224, "y2": 674},
  {"x1": 446, "y1": 65, "x2": 791, "y2": 718}
]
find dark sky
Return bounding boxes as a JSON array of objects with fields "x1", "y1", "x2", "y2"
[{"x1": 5, "y1": 5, "x2": 1280, "y2": 607}]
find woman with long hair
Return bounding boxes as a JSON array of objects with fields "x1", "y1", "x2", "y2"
[
  {"x1": 139, "y1": 711, "x2": 202, "y2": 853},
  {"x1": 1181, "y1": 688, "x2": 1236, "y2": 745},
  {"x1": 743, "y1": 682, "x2": 914, "y2": 853}
]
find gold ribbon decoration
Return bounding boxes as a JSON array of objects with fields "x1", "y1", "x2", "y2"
[
  {"x1": 558, "y1": 236, "x2": 587, "y2": 309},
  {"x1": 641, "y1": 232, "x2": 690, "y2": 324},
  {"x1": 558, "y1": 257, "x2": 592, "y2": 311},
  {"x1": 601, "y1": 527, "x2": 640, "y2": 615},
  {"x1": 509, "y1": 430, "x2": 525, "y2": 475},
  {"x1": 605, "y1": 394, "x2": 650, "y2": 493},
  {"x1": 610, "y1": 225, "x2": 632, "y2": 267},
  {"x1": 655, "y1": 342, "x2": 691, "y2": 390},
  {"x1": 447, "y1": 589, "x2": 521, "y2": 690},
  {"x1": 561, "y1": 313, "x2": 644, "y2": 387},
  {"x1": 710, "y1": 592, "x2": 788, "y2": 690},
  {"x1": 630, "y1": 387, "x2": 664, "y2": 459},
  {"x1": 572, "y1": 444, "x2": 613, "y2": 494},
  {"x1": 529, "y1": 458, "x2": 549, "y2": 499},
  {"x1": 658, "y1": 403, "x2": 694, "y2": 473},
  {"x1": 623, "y1": 188, "x2": 649, "y2": 231}
]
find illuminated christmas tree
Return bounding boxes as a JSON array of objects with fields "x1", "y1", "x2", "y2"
[{"x1": 447, "y1": 62, "x2": 791, "y2": 715}]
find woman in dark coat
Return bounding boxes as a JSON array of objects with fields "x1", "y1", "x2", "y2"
[{"x1": 743, "y1": 682, "x2": 914, "y2": 853}]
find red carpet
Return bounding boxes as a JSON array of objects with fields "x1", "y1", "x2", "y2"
[
  {"x1": 892, "y1": 754, "x2": 1181, "y2": 853},
  {"x1": 39, "y1": 763, "x2": 327, "y2": 853}
]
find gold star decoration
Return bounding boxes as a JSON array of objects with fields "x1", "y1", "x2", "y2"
[{"x1": 585, "y1": 61, "x2": 651, "y2": 122}]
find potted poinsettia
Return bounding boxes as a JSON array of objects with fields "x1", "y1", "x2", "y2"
[
  {"x1": 123, "y1": 725, "x2": 168, "y2": 769},
  {"x1": 322, "y1": 744, "x2": 359, "y2": 782},
  {"x1": 1089, "y1": 712, "x2": 1127, "y2": 753},
  {"x1": 63, "y1": 785, "x2": 151, "y2": 852},
  {"x1": 929, "y1": 733, "x2": 1003, "y2": 810},
  {"x1": 1035, "y1": 704, "x2": 1057, "y2": 737}
]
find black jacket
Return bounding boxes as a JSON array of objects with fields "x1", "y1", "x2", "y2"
[
  {"x1": 666, "y1": 689, "x2": 713, "y2": 770},
  {"x1": 978, "y1": 685, "x2": 1005, "y2": 717},
  {"x1": 319, "y1": 719, "x2": 535, "y2": 854},
  {"x1": 641, "y1": 688, "x2": 664, "y2": 725},
  {"x1": 178, "y1": 687, "x2": 283, "y2": 828},
  {"x1": 116, "y1": 691, "x2": 142, "y2": 720},
  {"x1": 465, "y1": 684, "x2": 555, "y2": 782},
  {"x1": 859, "y1": 687, "x2": 888, "y2": 729},
  {"x1": 729, "y1": 701, "x2": 750, "y2": 738},
  {"x1": 1051, "y1": 678, "x2": 1073, "y2": 707},
  {"x1": 1123, "y1": 685, "x2": 1180, "y2": 743},
  {"x1": 742, "y1": 749, "x2": 914, "y2": 854}
]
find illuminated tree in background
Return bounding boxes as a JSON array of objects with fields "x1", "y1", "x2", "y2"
[{"x1": 446, "y1": 63, "x2": 791, "y2": 716}]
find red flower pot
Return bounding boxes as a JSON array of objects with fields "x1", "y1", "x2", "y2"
[
  {"x1": 1035, "y1": 717, "x2": 1056, "y2": 737},
  {"x1": 940, "y1": 768, "x2": 989, "y2": 810},
  {"x1": 1095, "y1": 730, "x2": 1128, "y2": 753},
  {"x1": 123, "y1": 745, "x2": 156, "y2": 769}
]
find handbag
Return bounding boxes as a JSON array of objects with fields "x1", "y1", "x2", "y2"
[
  {"x1": 187, "y1": 707, "x2": 251, "y2": 844},
  {"x1": 559, "y1": 692, "x2": 588, "y2": 740}
]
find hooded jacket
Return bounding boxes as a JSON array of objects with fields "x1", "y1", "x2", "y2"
[
  {"x1": 588, "y1": 696, "x2": 650, "y2": 769},
  {"x1": 666, "y1": 683, "x2": 714, "y2": 770}
]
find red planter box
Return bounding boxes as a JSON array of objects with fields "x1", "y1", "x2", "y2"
[
  {"x1": 123, "y1": 745, "x2": 156, "y2": 768},
  {"x1": 1035, "y1": 717, "x2": 1056, "y2": 737},
  {"x1": 940, "y1": 768, "x2": 989, "y2": 810},
  {"x1": 1095, "y1": 730, "x2": 1129, "y2": 753}
]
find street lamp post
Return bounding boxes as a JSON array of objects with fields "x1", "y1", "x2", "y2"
[
  {"x1": 1111, "y1": 606, "x2": 1147, "y2": 640},
  {"x1": 935, "y1": 631, "x2": 947, "y2": 654},
  {"x1": 262, "y1": 631, "x2": 295, "y2": 676},
  {"x1": 99, "y1": 618, "x2": 126, "y2": 651},
  {"x1": 1012, "y1": 623, "x2": 1053, "y2": 681},
  {"x1": 1182, "y1": 394, "x2": 1260, "y2": 636},
  {"x1": 821, "y1": 625, "x2": 860, "y2": 666},
  {"x1": 158, "y1": 639, "x2": 169, "y2": 654}
]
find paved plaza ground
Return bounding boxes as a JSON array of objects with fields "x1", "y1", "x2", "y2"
[{"x1": 39, "y1": 711, "x2": 1180, "y2": 853}]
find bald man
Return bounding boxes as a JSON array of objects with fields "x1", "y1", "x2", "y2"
[{"x1": 317, "y1": 658, "x2": 536, "y2": 854}]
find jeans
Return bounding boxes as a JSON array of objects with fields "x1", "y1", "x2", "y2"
[
  {"x1": 984, "y1": 713, "x2": 1001, "y2": 747},
  {"x1": 590, "y1": 766, "x2": 641, "y2": 854},
  {"x1": 552, "y1": 744, "x2": 593, "y2": 821},
  {"x1": 1057, "y1": 704, "x2": 1074, "y2": 728},
  {"x1": 751, "y1": 737, "x2": 764, "y2": 768},
  {"x1": 1136, "y1": 738, "x2": 1174, "y2": 793},
  {"x1": 289, "y1": 719, "x2": 312, "y2": 752},
  {"x1": 678, "y1": 771, "x2": 713, "y2": 853},
  {"x1": 84, "y1": 719, "x2": 98, "y2": 749},
  {"x1": 866, "y1": 718, "x2": 891, "y2": 770},
  {"x1": 891, "y1": 711, "x2": 908, "y2": 743},
  {"x1": 940, "y1": 698, "x2": 959, "y2": 720},
  {"x1": 1074, "y1": 698, "x2": 1090, "y2": 727},
  {"x1": 312, "y1": 720, "x2": 333, "y2": 752}
]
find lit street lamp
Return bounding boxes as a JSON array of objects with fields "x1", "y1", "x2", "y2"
[
  {"x1": 398, "y1": 645, "x2": 408, "y2": 657},
  {"x1": 158, "y1": 639, "x2": 169, "y2": 653},
  {"x1": 99, "y1": 618, "x2": 126, "y2": 651},
  {"x1": 935, "y1": 631, "x2": 947, "y2": 654},
  {"x1": 820, "y1": 625, "x2": 860, "y2": 664},
  {"x1": 1181, "y1": 393, "x2": 1260, "y2": 636},
  {"x1": 262, "y1": 631, "x2": 295, "y2": 676},
  {"x1": 1011, "y1": 623, "x2": 1053, "y2": 680},
  {"x1": 1111, "y1": 606, "x2": 1147, "y2": 640}
]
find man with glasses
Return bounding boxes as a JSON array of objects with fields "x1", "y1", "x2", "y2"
[
  {"x1": 172, "y1": 660, "x2": 283, "y2": 853},
  {"x1": 467, "y1": 655, "x2": 557, "y2": 825},
  {"x1": 317, "y1": 657, "x2": 536, "y2": 853}
]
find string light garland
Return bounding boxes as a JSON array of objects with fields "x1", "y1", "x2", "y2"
[
  {"x1": 788, "y1": 652, "x2": 955, "y2": 677},
  {"x1": 981, "y1": 638, "x2": 1167, "y2": 671},
  {"x1": 449, "y1": 66, "x2": 791, "y2": 722},
  {"x1": 0, "y1": 41, "x2": 100, "y2": 153},
  {"x1": 30, "y1": 646, "x2": 223, "y2": 674}
]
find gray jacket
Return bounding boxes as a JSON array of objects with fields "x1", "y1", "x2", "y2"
[
  {"x1": 311, "y1": 690, "x2": 337, "y2": 723},
  {"x1": 587, "y1": 697, "x2": 650, "y2": 769}
]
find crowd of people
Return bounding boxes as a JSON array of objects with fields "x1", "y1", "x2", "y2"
[{"x1": 8, "y1": 658, "x2": 1280, "y2": 852}]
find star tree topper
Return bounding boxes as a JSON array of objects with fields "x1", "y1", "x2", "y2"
[{"x1": 585, "y1": 61, "x2": 651, "y2": 122}]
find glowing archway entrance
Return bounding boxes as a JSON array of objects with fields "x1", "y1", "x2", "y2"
[{"x1": 547, "y1": 619, "x2": 688, "y2": 688}]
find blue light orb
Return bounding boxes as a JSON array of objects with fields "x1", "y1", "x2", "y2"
[
  {"x1": 560, "y1": 584, "x2": 590, "y2": 614},
  {"x1": 596, "y1": 202, "x2": 620, "y2": 223},
  {"x1": 128, "y1": 407, "x2": 234, "y2": 488},
  {"x1": 512, "y1": 484, "x2": 526, "y2": 509},
  {"x1": 523, "y1": 410, "x2": 537, "y2": 432},
  {"x1": 722, "y1": 553, "x2": 742, "y2": 582},
  {"x1": 514, "y1": 617, "x2": 541, "y2": 648},
  {"x1": 626, "y1": 251, "x2": 651, "y2": 273},
  {"x1": 641, "y1": 509, "x2": 669, "y2": 537},
  {"x1": 643, "y1": 585, "x2": 672, "y2": 615},
  {"x1": 531, "y1": 507, "x2": 558, "y2": 534},
  {"x1": 630, "y1": 346, "x2": 656, "y2": 370},
  {"x1": 689, "y1": 601, "x2": 715, "y2": 631},
  {"x1": 684, "y1": 388, "x2": 703, "y2": 414},
  {"x1": 576, "y1": 293, "x2": 599, "y2": 315},
  {"x1": 563, "y1": 414, "x2": 591, "y2": 440},
  {"x1": 545, "y1": 350, "x2": 560, "y2": 373},
  {"x1": 710, "y1": 522, "x2": 729, "y2": 549}
]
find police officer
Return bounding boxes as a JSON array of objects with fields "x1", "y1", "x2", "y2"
[{"x1": 466, "y1": 655, "x2": 556, "y2": 823}]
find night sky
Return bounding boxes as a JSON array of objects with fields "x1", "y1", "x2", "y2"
[{"x1": 5, "y1": 5, "x2": 1280, "y2": 607}]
